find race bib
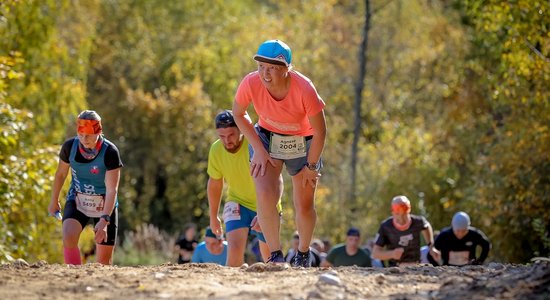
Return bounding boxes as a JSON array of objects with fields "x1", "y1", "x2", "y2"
[
  {"x1": 223, "y1": 201, "x2": 241, "y2": 223},
  {"x1": 269, "y1": 133, "x2": 306, "y2": 159},
  {"x1": 76, "y1": 193, "x2": 105, "y2": 218},
  {"x1": 448, "y1": 251, "x2": 470, "y2": 266}
]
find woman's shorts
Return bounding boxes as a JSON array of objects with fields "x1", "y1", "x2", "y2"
[
  {"x1": 63, "y1": 200, "x2": 118, "y2": 246},
  {"x1": 249, "y1": 124, "x2": 323, "y2": 176}
]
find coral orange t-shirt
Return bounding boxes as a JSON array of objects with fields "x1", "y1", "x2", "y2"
[{"x1": 235, "y1": 70, "x2": 325, "y2": 136}]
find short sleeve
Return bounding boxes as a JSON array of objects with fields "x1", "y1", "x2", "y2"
[
  {"x1": 104, "y1": 143, "x2": 123, "y2": 170},
  {"x1": 374, "y1": 226, "x2": 388, "y2": 247},
  {"x1": 59, "y1": 138, "x2": 75, "y2": 163},
  {"x1": 302, "y1": 79, "x2": 325, "y2": 116},
  {"x1": 420, "y1": 216, "x2": 430, "y2": 229},
  {"x1": 325, "y1": 247, "x2": 337, "y2": 264},
  {"x1": 235, "y1": 73, "x2": 253, "y2": 108},
  {"x1": 207, "y1": 142, "x2": 223, "y2": 180}
]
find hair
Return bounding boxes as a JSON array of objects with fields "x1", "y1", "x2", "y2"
[
  {"x1": 183, "y1": 222, "x2": 197, "y2": 233},
  {"x1": 78, "y1": 110, "x2": 101, "y2": 121},
  {"x1": 391, "y1": 195, "x2": 411, "y2": 207}
]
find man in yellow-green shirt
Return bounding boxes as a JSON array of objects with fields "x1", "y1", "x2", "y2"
[{"x1": 208, "y1": 110, "x2": 281, "y2": 266}]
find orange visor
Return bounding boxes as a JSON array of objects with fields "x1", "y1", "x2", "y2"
[
  {"x1": 391, "y1": 203, "x2": 411, "y2": 214},
  {"x1": 77, "y1": 119, "x2": 102, "y2": 134}
]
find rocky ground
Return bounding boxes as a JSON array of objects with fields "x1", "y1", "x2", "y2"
[{"x1": 0, "y1": 259, "x2": 548, "y2": 299}]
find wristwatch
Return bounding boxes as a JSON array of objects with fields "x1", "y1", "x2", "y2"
[
  {"x1": 305, "y1": 162, "x2": 318, "y2": 171},
  {"x1": 100, "y1": 214, "x2": 111, "y2": 223}
]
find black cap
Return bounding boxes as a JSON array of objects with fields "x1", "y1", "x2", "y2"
[
  {"x1": 215, "y1": 110, "x2": 237, "y2": 129},
  {"x1": 346, "y1": 227, "x2": 361, "y2": 237}
]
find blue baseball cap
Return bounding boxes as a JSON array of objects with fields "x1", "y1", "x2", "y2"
[
  {"x1": 253, "y1": 40, "x2": 292, "y2": 67},
  {"x1": 205, "y1": 227, "x2": 219, "y2": 239}
]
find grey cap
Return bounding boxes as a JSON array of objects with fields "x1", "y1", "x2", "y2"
[{"x1": 452, "y1": 211, "x2": 471, "y2": 230}]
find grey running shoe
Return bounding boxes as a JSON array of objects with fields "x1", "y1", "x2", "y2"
[
  {"x1": 266, "y1": 250, "x2": 285, "y2": 264},
  {"x1": 291, "y1": 250, "x2": 311, "y2": 267}
]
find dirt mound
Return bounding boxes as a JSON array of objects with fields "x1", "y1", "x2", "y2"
[{"x1": 0, "y1": 261, "x2": 548, "y2": 299}]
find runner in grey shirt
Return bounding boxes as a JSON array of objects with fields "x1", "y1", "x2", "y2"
[{"x1": 372, "y1": 195, "x2": 435, "y2": 266}]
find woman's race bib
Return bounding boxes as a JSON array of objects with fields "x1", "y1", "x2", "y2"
[
  {"x1": 76, "y1": 193, "x2": 105, "y2": 218},
  {"x1": 269, "y1": 133, "x2": 306, "y2": 159},
  {"x1": 448, "y1": 251, "x2": 470, "y2": 266}
]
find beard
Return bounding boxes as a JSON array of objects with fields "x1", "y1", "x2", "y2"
[{"x1": 224, "y1": 141, "x2": 240, "y2": 153}]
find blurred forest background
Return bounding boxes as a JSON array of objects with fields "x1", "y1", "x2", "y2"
[{"x1": 1, "y1": 0, "x2": 548, "y2": 265}]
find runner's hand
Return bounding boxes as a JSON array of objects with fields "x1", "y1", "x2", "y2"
[
  {"x1": 250, "y1": 216, "x2": 262, "y2": 232},
  {"x1": 301, "y1": 167, "x2": 321, "y2": 188},
  {"x1": 392, "y1": 248, "x2": 405, "y2": 260},
  {"x1": 94, "y1": 219, "x2": 108, "y2": 243},
  {"x1": 429, "y1": 247, "x2": 441, "y2": 263},
  {"x1": 250, "y1": 149, "x2": 276, "y2": 177},
  {"x1": 210, "y1": 216, "x2": 224, "y2": 237},
  {"x1": 47, "y1": 200, "x2": 61, "y2": 217}
]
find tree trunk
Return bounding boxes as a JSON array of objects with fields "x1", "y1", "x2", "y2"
[{"x1": 350, "y1": 0, "x2": 371, "y2": 204}]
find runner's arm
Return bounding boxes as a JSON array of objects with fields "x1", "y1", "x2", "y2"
[
  {"x1": 48, "y1": 160, "x2": 70, "y2": 215},
  {"x1": 306, "y1": 110, "x2": 326, "y2": 165},
  {"x1": 232, "y1": 101, "x2": 275, "y2": 176},
  {"x1": 372, "y1": 244, "x2": 404, "y2": 261},
  {"x1": 103, "y1": 167, "x2": 120, "y2": 217},
  {"x1": 421, "y1": 223, "x2": 435, "y2": 247},
  {"x1": 207, "y1": 177, "x2": 224, "y2": 236},
  {"x1": 476, "y1": 232, "x2": 492, "y2": 264}
]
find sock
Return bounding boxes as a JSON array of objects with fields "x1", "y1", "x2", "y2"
[
  {"x1": 63, "y1": 247, "x2": 82, "y2": 265},
  {"x1": 297, "y1": 250, "x2": 309, "y2": 257}
]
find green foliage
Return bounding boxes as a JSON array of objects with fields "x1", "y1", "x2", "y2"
[
  {"x1": 0, "y1": 103, "x2": 62, "y2": 263},
  {"x1": 0, "y1": 0, "x2": 96, "y2": 142},
  {"x1": 1, "y1": 0, "x2": 547, "y2": 264}
]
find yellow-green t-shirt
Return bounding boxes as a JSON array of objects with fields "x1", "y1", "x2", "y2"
[{"x1": 207, "y1": 138, "x2": 257, "y2": 211}]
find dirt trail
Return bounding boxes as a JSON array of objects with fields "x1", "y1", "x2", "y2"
[{"x1": 0, "y1": 260, "x2": 548, "y2": 299}]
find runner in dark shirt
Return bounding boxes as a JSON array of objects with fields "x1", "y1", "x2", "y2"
[
  {"x1": 175, "y1": 223, "x2": 198, "y2": 264},
  {"x1": 48, "y1": 110, "x2": 123, "y2": 265},
  {"x1": 431, "y1": 211, "x2": 491, "y2": 266},
  {"x1": 372, "y1": 195, "x2": 435, "y2": 266}
]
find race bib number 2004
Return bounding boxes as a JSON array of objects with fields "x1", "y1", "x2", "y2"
[{"x1": 269, "y1": 133, "x2": 306, "y2": 160}]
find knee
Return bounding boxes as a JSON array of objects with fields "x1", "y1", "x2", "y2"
[
  {"x1": 257, "y1": 187, "x2": 281, "y2": 202},
  {"x1": 295, "y1": 201, "x2": 316, "y2": 215}
]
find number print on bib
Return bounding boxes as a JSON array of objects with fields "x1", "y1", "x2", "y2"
[{"x1": 269, "y1": 133, "x2": 306, "y2": 159}]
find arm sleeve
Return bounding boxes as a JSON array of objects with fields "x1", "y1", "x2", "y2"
[
  {"x1": 420, "y1": 216, "x2": 430, "y2": 229},
  {"x1": 235, "y1": 74, "x2": 253, "y2": 107},
  {"x1": 59, "y1": 138, "x2": 75, "y2": 163},
  {"x1": 207, "y1": 143, "x2": 222, "y2": 180},
  {"x1": 374, "y1": 226, "x2": 387, "y2": 247},
  {"x1": 303, "y1": 79, "x2": 325, "y2": 116},
  {"x1": 105, "y1": 143, "x2": 123, "y2": 170},
  {"x1": 475, "y1": 230, "x2": 491, "y2": 263},
  {"x1": 325, "y1": 247, "x2": 337, "y2": 264}
]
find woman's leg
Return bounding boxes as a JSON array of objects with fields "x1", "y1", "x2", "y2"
[
  {"x1": 62, "y1": 219, "x2": 83, "y2": 264},
  {"x1": 291, "y1": 170, "x2": 317, "y2": 253},
  {"x1": 254, "y1": 160, "x2": 284, "y2": 254}
]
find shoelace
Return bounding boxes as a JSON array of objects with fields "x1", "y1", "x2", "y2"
[{"x1": 267, "y1": 251, "x2": 283, "y2": 263}]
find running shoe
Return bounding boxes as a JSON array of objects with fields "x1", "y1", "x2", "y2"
[
  {"x1": 266, "y1": 250, "x2": 285, "y2": 264},
  {"x1": 291, "y1": 250, "x2": 311, "y2": 268}
]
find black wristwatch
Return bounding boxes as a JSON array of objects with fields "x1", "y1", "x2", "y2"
[
  {"x1": 100, "y1": 214, "x2": 111, "y2": 223},
  {"x1": 305, "y1": 162, "x2": 318, "y2": 171}
]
